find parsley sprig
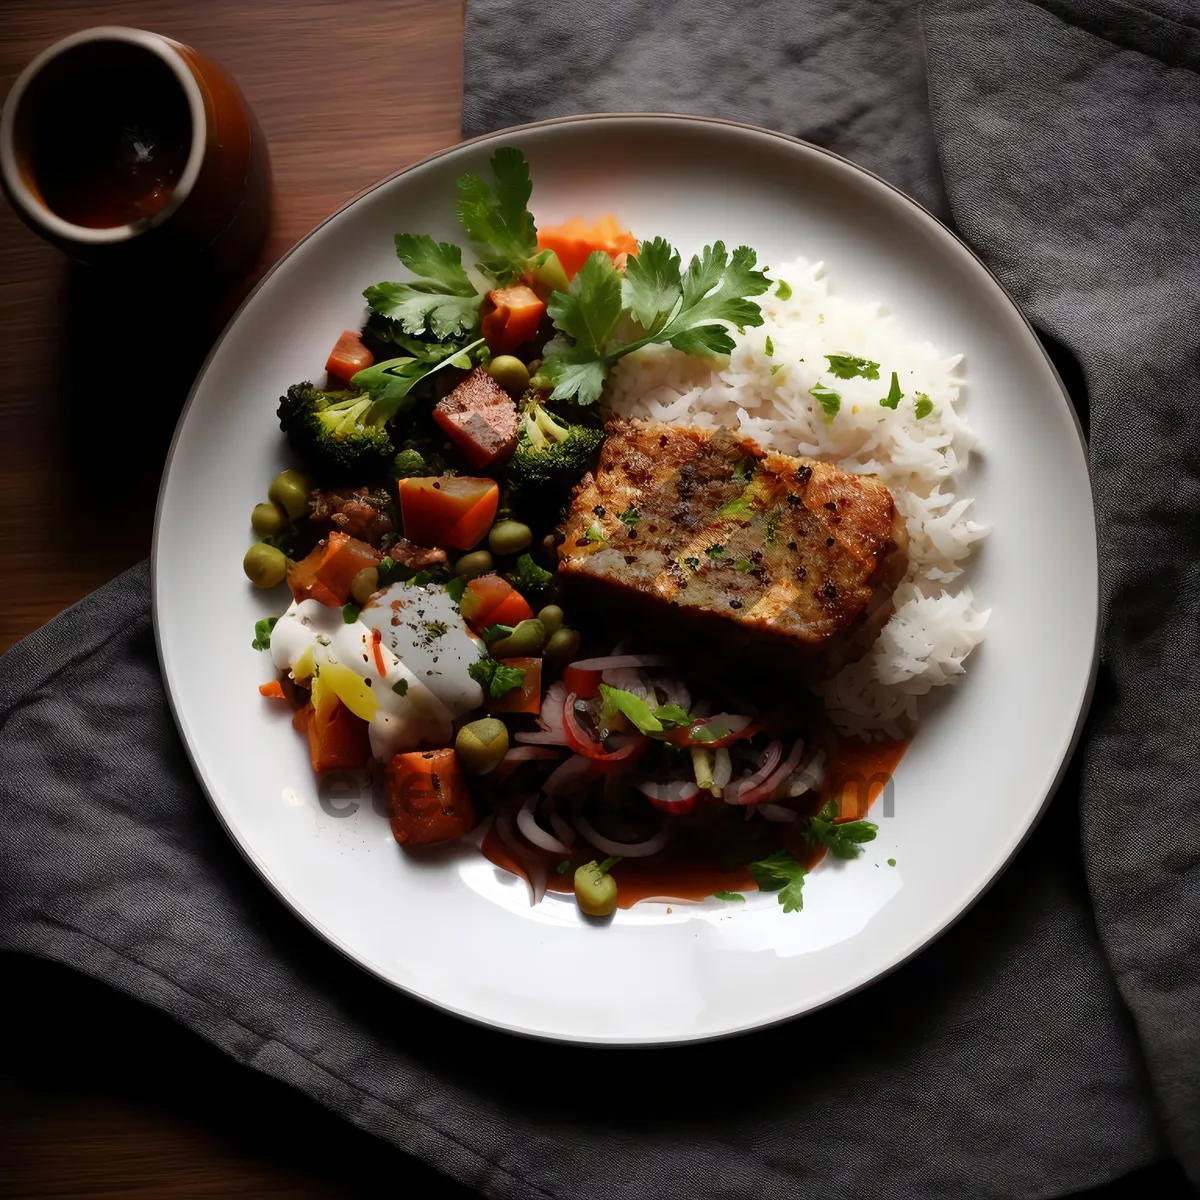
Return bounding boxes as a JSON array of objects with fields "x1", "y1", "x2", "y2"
[
  {"x1": 804, "y1": 799, "x2": 878, "y2": 858},
  {"x1": 747, "y1": 850, "x2": 808, "y2": 913},
  {"x1": 539, "y1": 237, "x2": 771, "y2": 405}
]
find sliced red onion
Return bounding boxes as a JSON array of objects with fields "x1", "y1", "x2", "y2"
[
  {"x1": 602, "y1": 666, "x2": 654, "y2": 701},
  {"x1": 567, "y1": 654, "x2": 672, "y2": 671},
  {"x1": 759, "y1": 802, "x2": 798, "y2": 823},
  {"x1": 495, "y1": 814, "x2": 546, "y2": 906},
  {"x1": 711, "y1": 747, "x2": 733, "y2": 791},
  {"x1": 514, "y1": 729, "x2": 569, "y2": 746},
  {"x1": 725, "y1": 739, "x2": 782, "y2": 805},
  {"x1": 750, "y1": 738, "x2": 806, "y2": 805},
  {"x1": 502, "y1": 746, "x2": 563, "y2": 762},
  {"x1": 542, "y1": 753, "x2": 594, "y2": 798},
  {"x1": 532, "y1": 680, "x2": 568, "y2": 739},
  {"x1": 460, "y1": 813, "x2": 494, "y2": 850},
  {"x1": 656, "y1": 676, "x2": 691, "y2": 712},
  {"x1": 573, "y1": 812, "x2": 677, "y2": 858},
  {"x1": 636, "y1": 896, "x2": 704, "y2": 906},
  {"x1": 548, "y1": 812, "x2": 576, "y2": 847},
  {"x1": 784, "y1": 748, "x2": 827, "y2": 797},
  {"x1": 517, "y1": 792, "x2": 571, "y2": 855},
  {"x1": 636, "y1": 779, "x2": 701, "y2": 806}
]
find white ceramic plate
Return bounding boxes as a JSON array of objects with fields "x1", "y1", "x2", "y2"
[{"x1": 153, "y1": 115, "x2": 1097, "y2": 1045}]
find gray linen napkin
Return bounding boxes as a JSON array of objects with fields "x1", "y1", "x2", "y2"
[{"x1": 3, "y1": 1, "x2": 1197, "y2": 1195}]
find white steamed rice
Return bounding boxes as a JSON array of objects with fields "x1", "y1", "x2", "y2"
[{"x1": 603, "y1": 256, "x2": 990, "y2": 738}]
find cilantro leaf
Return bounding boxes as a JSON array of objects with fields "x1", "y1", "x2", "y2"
[
  {"x1": 809, "y1": 382, "x2": 841, "y2": 420},
  {"x1": 547, "y1": 252, "x2": 623, "y2": 353},
  {"x1": 805, "y1": 799, "x2": 878, "y2": 859},
  {"x1": 352, "y1": 337, "x2": 485, "y2": 423},
  {"x1": 618, "y1": 506, "x2": 640, "y2": 528},
  {"x1": 747, "y1": 850, "x2": 808, "y2": 913},
  {"x1": 880, "y1": 371, "x2": 903, "y2": 410},
  {"x1": 468, "y1": 656, "x2": 527, "y2": 699},
  {"x1": 825, "y1": 354, "x2": 880, "y2": 380},
  {"x1": 719, "y1": 491, "x2": 755, "y2": 520},
  {"x1": 540, "y1": 338, "x2": 610, "y2": 406},
  {"x1": 622, "y1": 236, "x2": 683, "y2": 334},
  {"x1": 364, "y1": 235, "x2": 481, "y2": 340},
  {"x1": 342, "y1": 603, "x2": 361, "y2": 623},
  {"x1": 914, "y1": 392, "x2": 934, "y2": 420},
  {"x1": 775, "y1": 280, "x2": 793, "y2": 301},
  {"x1": 599, "y1": 684, "x2": 663, "y2": 734},
  {"x1": 455, "y1": 148, "x2": 539, "y2": 283},
  {"x1": 705, "y1": 543, "x2": 725, "y2": 558},
  {"x1": 251, "y1": 616, "x2": 278, "y2": 651},
  {"x1": 713, "y1": 891, "x2": 745, "y2": 902}
]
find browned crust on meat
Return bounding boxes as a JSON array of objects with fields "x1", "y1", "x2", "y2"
[{"x1": 558, "y1": 421, "x2": 908, "y2": 682}]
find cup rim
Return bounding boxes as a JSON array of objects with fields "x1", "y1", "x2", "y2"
[{"x1": 0, "y1": 25, "x2": 207, "y2": 245}]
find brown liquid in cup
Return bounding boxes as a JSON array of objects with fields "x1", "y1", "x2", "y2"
[{"x1": 27, "y1": 41, "x2": 192, "y2": 229}]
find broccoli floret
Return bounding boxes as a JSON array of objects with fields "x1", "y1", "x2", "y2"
[
  {"x1": 507, "y1": 403, "x2": 605, "y2": 513},
  {"x1": 277, "y1": 382, "x2": 394, "y2": 481},
  {"x1": 392, "y1": 447, "x2": 427, "y2": 478},
  {"x1": 506, "y1": 552, "x2": 555, "y2": 598}
]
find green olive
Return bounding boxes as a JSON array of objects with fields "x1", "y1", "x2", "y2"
[
  {"x1": 251, "y1": 501, "x2": 288, "y2": 537},
  {"x1": 536, "y1": 605, "x2": 564, "y2": 637},
  {"x1": 488, "y1": 519, "x2": 533, "y2": 556},
  {"x1": 350, "y1": 567, "x2": 379, "y2": 605},
  {"x1": 574, "y1": 860, "x2": 618, "y2": 917},
  {"x1": 267, "y1": 469, "x2": 311, "y2": 521},
  {"x1": 491, "y1": 618, "x2": 546, "y2": 658},
  {"x1": 455, "y1": 550, "x2": 495, "y2": 580},
  {"x1": 543, "y1": 627, "x2": 581, "y2": 662},
  {"x1": 485, "y1": 354, "x2": 531, "y2": 397},
  {"x1": 243, "y1": 542, "x2": 288, "y2": 589},
  {"x1": 455, "y1": 718, "x2": 509, "y2": 775}
]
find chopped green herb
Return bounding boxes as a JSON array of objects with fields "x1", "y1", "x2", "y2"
[
  {"x1": 775, "y1": 280, "x2": 793, "y2": 301},
  {"x1": 596, "y1": 856, "x2": 621, "y2": 875},
  {"x1": 770, "y1": 363, "x2": 785, "y2": 376},
  {"x1": 705, "y1": 543, "x2": 725, "y2": 558},
  {"x1": 734, "y1": 558, "x2": 756, "y2": 573},
  {"x1": 719, "y1": 492, "x2": 754, "y2": 521},
  {"x1": 805, "y1": 799, "x2": 878, "y2": 859},
  {"x1": 585, "y1": 523, "x2": 607, "y2": 544},
  {"x1": 824, "y1": 354, "x2": 880, "y2": 381},
  {"x1": 651, "y1": 703, "x2": 693, "y2": 729},
  {"x1": 618, "y1": 506, "x2": 641, "y2": 528},
  {"x1": 683, "y1": 555, "x2": 701, "y2": 571},
  {"x1": 468, "y1": 657, "x2": 527, "y2": 699},
  {"x1": 880, "y1": 371, "x2": 903, "y2": 410},
  {"x1": 443, "y1": 575, "x2": 466, "y2": 604},
  {"x1": 342, "y1": 603, "x2": 361, "y2": 624},
  {"x1": 914, "y1": 393, "x2": 934, "y2": 420},
  {"x1": 747, "y1": 850, "x2": 808, "y2": 913},
  {"x1": 764, "y1": 335, "x2": 775, "y2": 357},
  {"x1": 392, "y1": 679, "x2": 409, "y2": 697},
  {"x1": 713, "y1": 891, "x2": 745, "y2": 902},
  {"x1": 405, "y1": 570, "x2": 434, "y2": 588},
  {"x1": 599, "y1": 684, "x2": 663, "y2": 734},
  {"x1": 424, "y1": 620, "x2": 449, "y2": 639},
  {"x1": 251, "y1": 616, "x2": 278, "y2": 652},
  {"x1": 887, "y1": 858, "x2": 897, "y2": 867},
  {"x1": 732, "y1": 456, "x2": 757, "y2": 484},
  {"x1": 376, "y1": 556, "x2": 397, "y2": 585},
  {"x1": 480, "y1": 623, "x2": 515, "y2": 644},
  {"x1": 818, "y1": 313, "x2": 825, "y2": 324},
  {"x1": 809, "y1": 382, "x2": 841, "y2": 420},
  {"x1": 556, "y1": 859, "x2": 572, "y2": 875},
  {"x1": 763, "y1": 505, "x2": 784, "y2": 545}
]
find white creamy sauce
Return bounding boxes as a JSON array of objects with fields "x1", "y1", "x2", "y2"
[{"x1": 271, "y1": 583, "x2": 484, "y2": 761}]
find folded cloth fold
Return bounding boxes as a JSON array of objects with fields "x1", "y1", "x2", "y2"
[{"x1": 3, "y1": 0, "x2": 1197, "y2": 1195}]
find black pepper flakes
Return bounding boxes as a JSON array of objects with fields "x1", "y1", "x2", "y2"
[
  {"x1": 832, "y1": 515, "x2": 841, "y2": 525},
  {"x1": 730, "y1": 599, "x2": 743, "y2": 609},
  {"x1": 823, "y1": 581, "x2": 838, "y2": 599},
  {"x1": 824, "y1": 501, "x2": 837, "y2": 512},
  {"x1": 787, "y1": 540, "x2": 798, "y2": 551},
  {"x1": 826, "y1": 536, "x2": 835, "y2": 547},
  {"x1": 593, "y1": 505, "x2": 606, "y2": 517},
  {"x1": 795, "y1": 567, "x2": 807, "y2": 580}
]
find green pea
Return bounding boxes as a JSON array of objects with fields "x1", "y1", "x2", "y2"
[
  {"x1": 243, "y1": 542, "x2": 288, "y2": 589},
  {"x1": 543, "y1": 627, "x2": 581, "y2": 662},
  {"x1": 491, "y1": 618, "x2": 546, "y2": 658},
  {"x1": 536, "y1": 605, "x2": 564, "y2": 637},
  {"x1": 485, "y1": 355, "x2": 531, "y2": 397},
  {"x1": 455, "y1": 718, "x2": 509, "y2": 775},
  {"x1": 455, "y1": 550, "x2": 495, "y2": 580},
  {"x1": 350, "y1": 567, "x2": 379, "y2": 606},
  {"x1": 251, "y1": 501, "x2": 288, "y2": 537},
  {"x1": 574, "y1": 860, "x2": 618, "y2": 917},
  {"x1": 268, "y1": 469, "x2": 311, "y2": 521},
  {"x1": 488, "y1": 520, "x2": 533, "y2": 556}
]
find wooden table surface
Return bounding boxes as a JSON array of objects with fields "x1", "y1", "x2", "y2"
[{"x1": 1, "y1": 3, "x2": 471, "y2": 1195}]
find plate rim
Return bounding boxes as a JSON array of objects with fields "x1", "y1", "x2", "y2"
[{"x1": 151, "y1": 111, "x2": 1099, "y2": 1046}]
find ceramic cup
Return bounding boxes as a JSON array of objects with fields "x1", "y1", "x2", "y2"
[{"x1": 0, "y1": 25, "x2": 270, "y2": 276}]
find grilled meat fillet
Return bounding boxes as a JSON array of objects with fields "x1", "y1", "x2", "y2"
[{"x1": 558, "y1": 421, "x2": 908, "y2": 682}]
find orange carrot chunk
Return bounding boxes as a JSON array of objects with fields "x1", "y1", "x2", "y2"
[
  {"x1": 459, "y1": 574, "x2": 534, "y2": 631},
  {"x1": 481, "y1": 284, "x2": 546, "y2": 354},
  {"x1": 398, "y1": 476, "x2": 499, "y2": 550},
  {"x1": 387, "y1": 748, "x2": 476, "y2": 846},
  {"x1": 258, "y1": 679, "x2": 286, "y2": 699},
  {"x1": 536, "y1": 214, "x2": 638, "y2": 280},
  {"x1": 288, "y1": 532, "x2": 381, "y2": 607},
  {"x1": 294, "y1": 696, "x2": 372, "y2": 772},
  {"x1": 326, "y1": 330, "x2": 374, "y2": 382}
]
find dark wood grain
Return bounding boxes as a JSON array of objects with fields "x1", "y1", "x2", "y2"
[{"x1": 0, "y1": 3, "x2": 468, "y2": 1195}]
